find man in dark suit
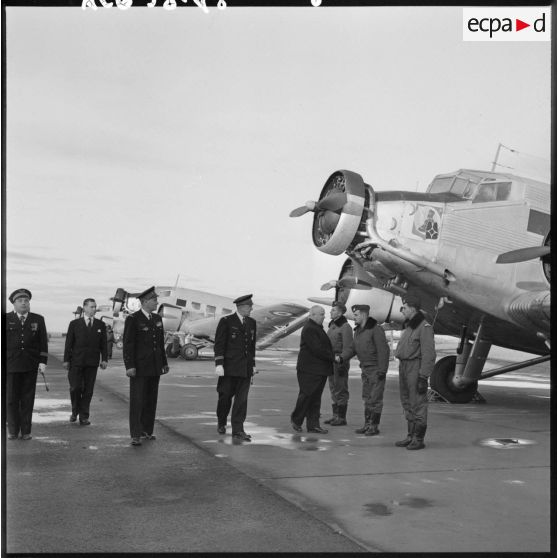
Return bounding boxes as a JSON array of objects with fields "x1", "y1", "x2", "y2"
[
  {"x1": 214, "y1": 294, "x2": 257, "y2": 441},
  {"x1": 123, "y1": 286, "x2": 169, "y2": 446},
  {"x1": 63, "y1": 298, "x2": 108, "y2": 425},
  {"x1": 291, "y1": 305, "x2": 334, "y2": 434},
  {"x1": 5, "y1": 289, "x2": 48, "y2": 440}
]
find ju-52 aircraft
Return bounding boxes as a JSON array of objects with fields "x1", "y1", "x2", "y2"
[
  {"x1": 291, "y1": 168, "x2": 550, "y2": 403},
  {"x1": 106, "y1": 286, "x2": 309, "y2": 360}
]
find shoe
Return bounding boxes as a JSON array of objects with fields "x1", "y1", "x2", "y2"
[
  {"x1": 131, "y1": 437, "x2": 142, "y2": 446},
  {"x1": 141, "y1": 432, "x2": 156, "y2": 440},
  {"x1": 232, "y1": 432, "x2": 252, "y2": 441},
  {"x1": 79, "y1": 420, "x2": 91, "y2": 426},
  {"x1": 21, "y1": 434, "x2": 32, "y2": 440},
  {"x1": 8, "y1": 434, "x2": 18, "y2": 440},
  {"x1": 217, "y1": 425, "x2": 226, "y2": 435},
  {"x1": 364, "y1": 425, "x2": 380, "y2": 436},
  {"x1": 291, "y1": 421, "x2": 303, "y2": 432},
  {"x1": 330, "y1": 417, "x2": 347, "y2": 426},
  {"x1": 69, "y1": 414, "x2": 77, "y2": 423},
  {"x1": 307, "y1": 427, "x2": 328, "y2": 434}
]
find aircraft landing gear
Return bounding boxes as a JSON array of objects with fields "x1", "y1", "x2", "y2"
[
  {"x1": 180, "y1": 343, "x2": 199, "y2": 360},
  {"x1": 429, "y1": 356, "x2": 479, "y2": 404},
  {"x1": 166, "y1": 344, "x2": 180, "y2": 358}
]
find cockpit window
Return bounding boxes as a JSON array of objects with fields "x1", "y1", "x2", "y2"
[
  {"x1": 472, "y1": 181, "x2": 511, "y2": 203},
  {"x1": 158, "y1": 290, "x2": 171, "y2": 297},
  {"x1": 428, "y1": 175, "x2": 476, "y2": 199},
  {"x1": 428, "y1": 177, "x2": 454, "y2": 194}
]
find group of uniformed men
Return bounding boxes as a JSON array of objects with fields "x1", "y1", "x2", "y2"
[{"x1": 5, "y1": 287, "x2": 435, "y2": 451}]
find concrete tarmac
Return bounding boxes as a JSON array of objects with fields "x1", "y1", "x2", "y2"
[{"x1": 5, "y1": 338, "x2": 552, "y2": 553}]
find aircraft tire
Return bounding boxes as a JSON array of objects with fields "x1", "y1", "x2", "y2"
[
  {"x1": 166, "y1": 344, "x2": 180, "y2": 358},
  {"x1": 430, "y1": 355, "x2": 478, "y2": 404},
  {"x1": 180, "y1": 343, "x2": 199, "y2": 360}
]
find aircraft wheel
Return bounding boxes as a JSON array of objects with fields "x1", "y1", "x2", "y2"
[
  {"x1": 116, "y1": 341, "x2": 123, "y2": 350},
  {"x1": 166, "y1": 344, "x2": 180, "y2": 358},
  {"x1": 429, "y1": 356, "x2": 478, "y2": 404},
  {"x1": 180, "y1": 343, "x2": 199, "y2": 360}
]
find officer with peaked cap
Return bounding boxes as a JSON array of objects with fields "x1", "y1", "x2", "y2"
[
  {"x1": 336, "y1": 303, "x2": 390, "y2": 437},
  {"x1": 123, "y1": 286, "x2": 169, "y2": 446},
  {"x1": 324, "y1": 301, "x2": 353, "y2": 426},
  {"x1": 5, "y1": 289, "x2": 49, "y2": 440},
  {"x1": 214, "y1": 294, "x2": 257, "y2": 441},
  {"x1": 394, "y1": 294, "x2": 436, "y2": 450}
]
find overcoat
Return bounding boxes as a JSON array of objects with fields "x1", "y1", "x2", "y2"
[
  {"x1": 64, "y1": 317, "x2": 108, "y2": 367},
  {"x1": 296, "y1": 319, "x2": 334, "y2": 377},
  {"x1": 214, "y1": 313, "x2": 256, "y2": 377},
  {"x1": 5, "y1": 311, "x2": 48, "y2": 373}
]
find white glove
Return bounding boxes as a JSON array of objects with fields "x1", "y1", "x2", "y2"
[
  {"x1": 253, "y1": 367, "x2": 259, "y2": 375},
  {"x1": 215, "y1": 365, "x2": 225, "y2": 376},
  {"x1": 38, "y1": 363, "x2": 47, "y2": 373}
]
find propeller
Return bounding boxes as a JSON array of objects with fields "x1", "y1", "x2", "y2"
[
  {"x1": 289, "y1": 191, "x2": 347, "y2": 218},
  {"x1": 320, "y1": 280, "x2": 338, "y2": 291},
  {"x1": 496, "y1": 245, "x2": 550, "y2": 264}
]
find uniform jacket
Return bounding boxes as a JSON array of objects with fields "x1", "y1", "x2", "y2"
[
  {"x1": 296, "y1": 319, "x2": 334, "y2": 376},
  {"x1": 394, "y1": 312, "x2": 436, "y2": 379},
  {"x1": 5, "y1": 311, "x2": 48, "y2": 373},
  {"x1": 64, "y1": 317, "x2": 108, "y2": 367},
  {"x1": 327, "y1": 315, "x2": 353, "y2": 366},
  {"x1": 123, "y1": 311, "x2": 168, "y2": 376},
  {"x1": 346, "y1": 317, "x2": 390, "y2": 373},
  {"x1": 214, "y1": 313, "x2": 256, "y2": 377}
]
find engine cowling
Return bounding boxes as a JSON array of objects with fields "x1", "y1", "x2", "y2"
[
  {"x1": 158, "y1": 304, "x2": 184, "y2": 332},
  {"x1": 312, "y1": 170, "x2": 369, "y2": 255}
]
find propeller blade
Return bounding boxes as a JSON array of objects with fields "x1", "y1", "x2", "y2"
[
  {"x1": 289, "y1": 201, "x2": 317, "y2": 218},
  {"x1": 496, "y1": 245, "x2": 551, "y2": 264},
  {"x1": 317, "y1": 191, "x2": 347, "y2": 212},
  {"x1": 320, "y1": 280, "x2": 338, "y2": 291},
  {"x1": 318, "y1": 210, "x2": 340, "y2": 235}
]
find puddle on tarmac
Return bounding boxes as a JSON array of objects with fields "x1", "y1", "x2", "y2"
[
  {"x1": 201, "y1": 421, "x2": 331, "y2": 451},
  {"x1": 32, "y1": 399, "x2": 71, "y2": 423},
  {"x1": 365, "y1": 496, "x2": 434, "y2": 516},
  {"x1": 364, "y1": 503, "x2": 392, "y2": 516},
  {"x1": 394, "y1": 496, "x2": 434, "y2": 509},
  {"x1": 478, "y1": 437, "x2": 536, "y2": 449}
]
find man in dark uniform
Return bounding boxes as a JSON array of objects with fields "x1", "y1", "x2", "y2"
[
  {"x1": 5, "y1": 289, "x2": 48, "y2": 440},
  {"x1": 123, "y1": 286, "x2": 169, "y2": 446},
  {"x1": 63, "y1": 298, "x2": 108, "y2": 425},
  {"x1": 394, "y1": 295, "x2": 436, "y2": 450},
  {"x1": 214, "y1": 294, "x2": 257, "y2": 441},
  {"x1": 291, "y1": 305, "x2": 334, "y2": 434}
]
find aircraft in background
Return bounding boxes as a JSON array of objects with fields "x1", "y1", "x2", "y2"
[
  {"x1": 105, "y1": 286, "x2": 309, "y2": 360},
  {"x1": 291, "y1": 168, "x2": 550, "y2": 403}
]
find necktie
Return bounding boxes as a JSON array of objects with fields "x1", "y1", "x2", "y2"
[
  {"x1": 20, "y1": 314, "x2": 26, "y2": 326},
  {"x1": 88, "y1": 318, "x2": 92, "y2": 329},
  {"x1": 242, "y1": 317, "x2": 246, "y2": 327}
]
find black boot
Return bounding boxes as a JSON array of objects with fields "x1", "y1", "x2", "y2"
[
  {"x1": 330, "y1": 404, "x2": 347, "y2": 426},
  {"x1": 407, "y1": 424, "x2": 426, "y2": 450},
  {"x1": 395, "y1": 421, "x2": 414, "y2": 447},
  {"x1": 355, "y1": 410, "x2": 371, "y2": 434},
  {"x1": 324, "y1": 404, "x2": 338, "y2": 425},
  {"x1": 365, "y1": 412, "x2": 381, "y2": 436}
]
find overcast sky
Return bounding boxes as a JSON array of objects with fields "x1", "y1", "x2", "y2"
[{"x1": 4, "y1": 4, "x2": 551, "y2": 331}]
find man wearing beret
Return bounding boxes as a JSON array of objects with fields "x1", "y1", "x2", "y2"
[
  {"x1": 214, "y1": 294, "x2": 257, "y2": 441},
  {"x1": 63, "y1": 298, "x2": 108, "y2": 425},
  {"x1": 394, "y1": 295, "x2": 436, "y2": 450},
  {"x1": 336, "y1": 304, "x2": 390, "y2": 437},
  {"x1": 324, "y1": 301, "x2": 353, "y2": 426},
  {"x1": 291, "y1": 305, "x2": 334, "y2": 434},
  {"x1": 5, "y1": 289, "x2": 48, "y2": 440},
  {"x1": 123, "y1": 287, "x2": 169, "y2": 446}
]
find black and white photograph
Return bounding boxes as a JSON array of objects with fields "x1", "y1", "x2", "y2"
[{"x1": 3, "y1": 0, "x2": 552, "y2": 554}]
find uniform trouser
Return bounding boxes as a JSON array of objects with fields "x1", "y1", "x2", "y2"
[
  {"x1": 398, "y1": 360, "x2": 428, "y2": 427},
  {"x1": 216, "y1": 375, "x2": 251, "y2": 433},
  {"x1": 68, "y1": 365, "x2": 98, "y2": 420},
  {"x1": 327, "y1": 363, "x2": 350, "y2": 406},
  {"x1": 361, "y1": 366, "x2": 386, "y2": 415},
  {"x1": 129, "y1": 375, "x2": 160, "y2": 438},
  {"x1": 291, "y1": 373, "x2": 328, "y2": 429},
  {"x1": 6, "y1": 371, "x2": 38, "y2": 436}
]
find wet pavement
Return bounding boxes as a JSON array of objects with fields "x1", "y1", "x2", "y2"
[{"x1": 5, "y1": 338, "x2": 552, "y2": 553}]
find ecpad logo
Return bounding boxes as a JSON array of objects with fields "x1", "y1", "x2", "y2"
[{"x1": 463, "y1": 8, "x2": 550, "y2": 41}]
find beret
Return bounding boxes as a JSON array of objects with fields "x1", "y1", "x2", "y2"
[
  {"x1": 351, "y1": 304, "x2": 370, "y2": 313},
  {"x1": 233, "y1": 294, "x2": 253, "y2": 306},
  {"x1": 9, "y1": 288, "x2": 32, "y2": 303}
]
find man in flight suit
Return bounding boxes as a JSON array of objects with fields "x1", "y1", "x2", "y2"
[
  {"x1": 324, "y1": 301, "x2": 353, "y2": 426},
  {"x1": 123, "y1": 286, "x2": 169, "y2": 446},
  {"x1": 5, "y1": 289, "x2": 48, "y2": 440},
  {"x1": 337, "y1": 304, "x2": 390, "y2": 436},
  {"x1": 63, "y1": 298, "x2": 108, "y2": 425},
  {"x1": 214, "y1": 294, "x2": 257, "y2": 441},
  {"x1": 394, "y1": 295, "x2": 436, "y2": 450}
]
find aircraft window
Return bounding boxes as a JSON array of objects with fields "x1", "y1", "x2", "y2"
[
  {"x1": 473, "y1": 182, "x2": 511, "y2": 203},
  {"x1": 191, "y1": 302, "x2": 201, "y2": 310},
  {"x1": 206, "y1": 305, "x2": 216, "y2": 317},
  {"x1": 451, "y1": 177, "x2": 474, "y2": 198},
  {"x1": 222, "y1": 308, "x2": 233, "y2": 315},
  {"x1": 176, "y1": 298, "x2": 187, "y2": 307},
  {"x1": 428, "y1": 176, "x2": 454, "y2": 193},
  {"x1": 158, "y1": 290, "x2": 171, "y2": 297}
]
